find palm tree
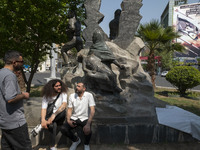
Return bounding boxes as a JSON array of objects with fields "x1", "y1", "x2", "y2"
[{"x1": 137, "y1": 20, "x2": 184, "y2": 88}]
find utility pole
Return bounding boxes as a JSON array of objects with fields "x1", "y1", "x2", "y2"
[
  {"x1": 45, "y1": 43, "x2": 60, "y2": 82},
  {"x1": 50, "y1": 43, "x2": 56, "y2": 79}
]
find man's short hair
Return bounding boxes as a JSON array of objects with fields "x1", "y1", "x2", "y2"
[
  {"x1": 3, "y1": 50, "x2": 22, "y2": 64},
  {"x1": 77, "y1": 81, "x2": 87, "y2": 88}
]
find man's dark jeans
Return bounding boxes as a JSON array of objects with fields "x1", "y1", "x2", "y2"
[
  {"x1": 61, "y1": 119, "x2": 92, "y2": 145},
  {"x1": 1, "y1": 123, "x2": 32, "y2": 150}
]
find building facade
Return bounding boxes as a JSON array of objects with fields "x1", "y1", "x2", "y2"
[
  {"x1": 161, "y1": 0, "x2": 200, "y2": 58},
  {"x1": 161, "y1": 0, "x2": 188, "y2": 27}
]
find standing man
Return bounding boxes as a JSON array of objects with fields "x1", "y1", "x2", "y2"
[
  {"x1": 0, "y1": 50, "x2": 32, "y2": 150},
  {"x1": 61, "y1": 82, "x2": 95, "y2": 150}
]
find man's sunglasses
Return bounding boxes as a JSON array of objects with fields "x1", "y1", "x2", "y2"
[{"x1": 15, "y1": 60, "x2": 24, "y2": 63}]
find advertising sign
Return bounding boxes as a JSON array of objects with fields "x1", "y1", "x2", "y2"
[{"x1": 173, "y1": 3, "x2": 200, "y2": 57}]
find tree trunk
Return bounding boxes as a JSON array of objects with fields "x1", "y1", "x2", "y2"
[
  {"x1": 148, "y1": 50, "x2": 156, "y2": 89},
  {"x1": 26, "y1": 42, "x2": 41, "y2": 92},
  {"x1": 26, "y1": 61, "x2": 39, "y2": 93},
  {"x1": 179, "y1": 86, "x2": 187, "y2": 97}
]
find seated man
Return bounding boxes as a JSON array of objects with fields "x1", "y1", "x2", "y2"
[{"x1": 61, "y1": 82, "x2": 95, "y2": 150}]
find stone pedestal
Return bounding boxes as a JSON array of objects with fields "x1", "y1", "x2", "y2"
[
  {"x1": 24, "y1": 98, "x2": 196, "y2": 148},
  {"x1": 91, "y1": 122, "x2": 196, "y2": 144}
]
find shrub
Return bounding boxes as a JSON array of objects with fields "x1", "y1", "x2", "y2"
[{"x1": 166, "y1": 66, "x2": 200, "y2": 96}]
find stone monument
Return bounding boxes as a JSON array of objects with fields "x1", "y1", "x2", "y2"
[
  {"x1": 61, "y1": 10, "x2": 83, "y2": 66},
  {"x1": 109, "y1": 9, "x2": 121, "y2": 40},
  {"x1": 83, "y1": 0, "x2": 108, "y2": 48},
  {"x1": 62, "y1": 0, "x2": 157, "y2": 119},
  {"x1": 83, "y1": 29, "x2": 124, "y2": 93},
  {"x1": 61, "y1": 0, "x2": 195, "y2": 144}
]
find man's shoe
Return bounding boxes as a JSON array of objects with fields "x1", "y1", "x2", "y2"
[
  {"x1": 84, "y1": 145, "x2": 90, "y2": 150},
  {"x1": 50, "y1": 147, "x2": 57, "y2": 150},
  {"x1": 69, "y1": 137, "x2": 81, "y2": 150}
]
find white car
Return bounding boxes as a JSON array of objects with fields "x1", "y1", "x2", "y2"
[{"x1": 161, "y1": 71, "x2": 168, "y2": 77}]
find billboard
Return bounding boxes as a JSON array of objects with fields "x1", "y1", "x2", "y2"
[
  {"x1": 173, "y1": 3, "x2": 200, "y2": 57},
  {"x1": 174, "y1": 0, "x2": 187, "y2": 6}
]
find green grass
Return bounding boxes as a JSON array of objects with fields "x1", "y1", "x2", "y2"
[
  {"x1": 30, "y1": 85, "x2": 43, "y2": 97},
  {"x1": 155, "y1": 88, "x2": 200, "y2": 116}
]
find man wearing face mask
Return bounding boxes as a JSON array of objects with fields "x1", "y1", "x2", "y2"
[
  {"x1": 0, "y1": 50, "x2": 32, "y2": 150},
  {"x1": 61, "y1": 82, "x2": 95, "y2": 150}
]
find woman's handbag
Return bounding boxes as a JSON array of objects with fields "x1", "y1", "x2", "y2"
[{"x1": 45, "y1": 93, "x2": 60, "y2": 119}]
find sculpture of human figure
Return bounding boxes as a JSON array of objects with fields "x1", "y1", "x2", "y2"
[
  {"x1": 61, "y1": 10, "x2": 83, "y2": 66},
  {"x1": 88, "y1": 29, "x2": 124, "y2": 69},
  {"x1": 83, "y1": 29, "x2": 124, "y2": 93},
  {"x1": 82, "y1": 54, "x2": 120, "y2": 92},
  {"x1": 109, "y1": 9, "x2": 121, "y2": 40}
]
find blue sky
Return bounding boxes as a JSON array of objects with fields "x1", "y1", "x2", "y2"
[{"x1": 99, "y1": 0, "x2": 199, "y2": 35}]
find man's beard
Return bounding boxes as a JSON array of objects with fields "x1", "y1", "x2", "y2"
[
  {"x1": 14, "y1": 65, "x2": 22, "y2": 71},
  {"x1": 75, "y1": 89, "x2": 82, "y2": 94}
]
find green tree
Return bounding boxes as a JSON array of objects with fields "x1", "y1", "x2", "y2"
[
  {"x1": 0, "y1": 59, "x2": 4, "y2": 69},
  {"x1": 166, "y1": 66, "x2": 200, "y2": 96},
  {"x1": 159, "y1": 42, "x2": 186, "y2": 70},
  {"x1": 155, "y1": 50, "x2": 173, "y2": 71},
  {"x1": 137, "y1": 20, "x2": 184, "y2": 88},
  {"x1": 0, "y1": 0, "x2": 85, "y2": 92}
]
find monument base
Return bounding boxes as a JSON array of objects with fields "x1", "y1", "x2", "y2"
[
  {"x1": 29, "y1": 117, "x2": 196, "y2": 148},
  {"x1": 91, "y1": 121, "x2": 196, "y2": 144},
  {"x1": 25, "y1": 98, "x2": 196, "y2": 148}
]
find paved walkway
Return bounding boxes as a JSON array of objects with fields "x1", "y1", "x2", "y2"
[{"x1": 35, "y1": 142, "x2": 200, "y2": 150}]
